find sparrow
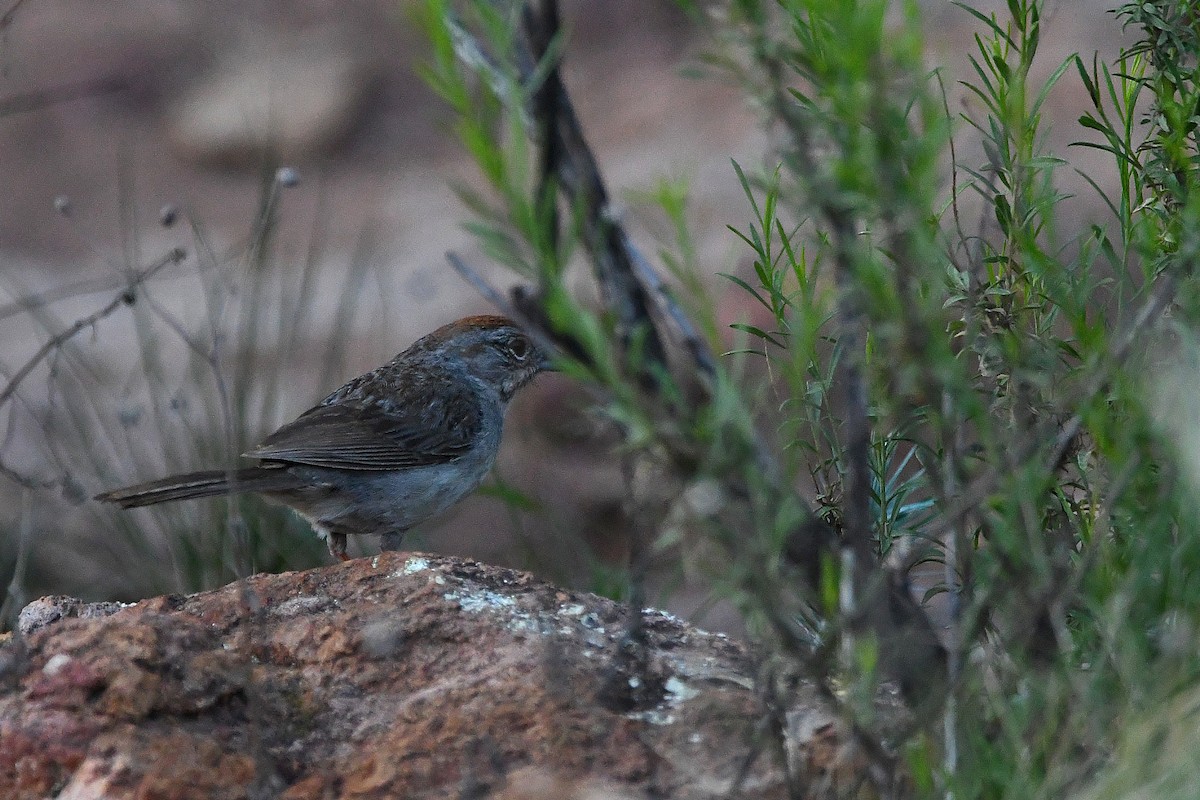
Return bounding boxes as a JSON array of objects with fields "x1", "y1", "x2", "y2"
[{"x1": 96, "y1": 315, "x2": 553, "y2": 560}]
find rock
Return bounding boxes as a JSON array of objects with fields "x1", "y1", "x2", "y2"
[
  {"x1": 17, "y1": 595, "x2": 132, "y2": 636},
  {"x1": 0, "y1": 554, "x2": 868, "y2": 799}
]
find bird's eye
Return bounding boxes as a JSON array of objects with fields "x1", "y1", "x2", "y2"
[{"x1": 507, "y1": 336, "x2": 530, "y2": 361}]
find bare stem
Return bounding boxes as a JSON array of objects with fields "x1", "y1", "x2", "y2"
[{"x1": 0, "y1": 248, "x2": 186, "y2": 413}]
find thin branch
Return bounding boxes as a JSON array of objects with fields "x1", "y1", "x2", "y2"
[
  {"x1": 447, "y1": 250, "x2": 514, "y2": 313},
  {"x1": 0, "y1": 0, "x2": 30, "y2": 31},
  {"x1": 0, "y1": 77, "x2": 126, "y2": 118},
  {"x1": 829, "y1": 218, "x2": 875, "y2": 569},
  {"x1": 517, "y1": 1, "x2": 670, "y2": 378},
  {"x1": 0, "y1": 221, "x2": 255, "y2": 324},
  {"x1": 530, "y1": 0, "x2": 562, "y2": 257},
  {"x1": 0, "y1": 272, "x2": 147, "y2": 323},
  {"x1": 0, "y1": 489, "x2": 33, "y2": 630},
  {"x1": 626, "y1": 239, "x2": 718, "y2": 381},
  {"x1": 448, "y1": 2, "x2": 720, "y2": 388},
  {"x1": 0, "y1": 248, "x2": 186, "y2": 412}
]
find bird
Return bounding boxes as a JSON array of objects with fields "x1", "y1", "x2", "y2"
[{"x1": 96, "y1": 315, "x2": 554, "y2": 561}]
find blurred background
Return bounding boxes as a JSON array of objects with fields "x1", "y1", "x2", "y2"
[{"x1": 0, "y1": 0, "x2": 1126, "y2": 631}]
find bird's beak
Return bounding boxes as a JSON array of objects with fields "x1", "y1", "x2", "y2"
[{"x1": 537, "y1": 351, "x2": 559, "y2": 373}]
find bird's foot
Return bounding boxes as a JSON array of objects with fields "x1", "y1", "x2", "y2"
[{"x1": 327, "y1": 532, "x2": 350, "y2": 562}]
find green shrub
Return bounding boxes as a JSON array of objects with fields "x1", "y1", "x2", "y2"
[{"x1": 421, "y1": 0, "x2": 1200, "y2": 795}]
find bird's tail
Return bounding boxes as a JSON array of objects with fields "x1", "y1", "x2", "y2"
[{"x1": 94, "y1": 467, "x2": 301, "y2": 508}]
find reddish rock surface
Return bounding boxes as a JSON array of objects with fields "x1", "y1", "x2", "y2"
[{"x1": 0, "y1": 554, "x2": 864, "y2": 799}]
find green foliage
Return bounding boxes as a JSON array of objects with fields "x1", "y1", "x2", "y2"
[{"x1": 421, "y1": 0, "x2": 1200, "y2": 794}]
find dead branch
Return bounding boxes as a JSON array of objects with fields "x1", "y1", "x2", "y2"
[{"x1": 0, "y1": 247, "x2": 186, "y2": 413}]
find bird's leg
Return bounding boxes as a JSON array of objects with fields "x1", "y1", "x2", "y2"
[
  {"x1": 379, "y1": 531, "x2": 405, "y2": 552},
  {"x1": 330, "y1": 531, "x2": 350, "y2": 562},
  {"x1": 313, "y1": 523, "x2": 351, "y2": 562}
]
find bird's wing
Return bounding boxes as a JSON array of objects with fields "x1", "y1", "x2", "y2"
[{"x1": 245, "y1": 381, "x2": 482, "y2": 471}]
